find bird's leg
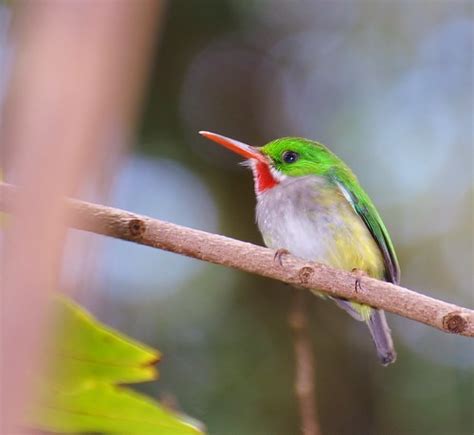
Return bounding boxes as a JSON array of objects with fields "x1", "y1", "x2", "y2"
[
  {"x1": 351, "y1": 268, "x2": 368, "y2": 293},
  {"x1": 274, "y1": 248, "x2": 290, "y2": 267}
]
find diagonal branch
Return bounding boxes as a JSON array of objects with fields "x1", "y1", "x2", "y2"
[{"x1": 1, "y1": 182, "x2": 473, "y2": 337}]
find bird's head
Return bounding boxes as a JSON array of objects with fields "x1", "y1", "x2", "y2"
[{"x1": 200, "y1": 131, "x2": 348, "y2": 195}]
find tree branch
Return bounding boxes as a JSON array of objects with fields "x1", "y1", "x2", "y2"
[
  {"x1": 289, "y1": 291, "x2": 321, "y2": 435},
  {"x1": 1, "y1": 182, "x2": 473, "y2": 337}
]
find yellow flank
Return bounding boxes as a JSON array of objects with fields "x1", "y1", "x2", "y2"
[
  {"x1": 350, "y1": 301, "x2": 373, "y2": 321},
  {"x1": 320, "y1": 188, "x2": 385, "y2": 321},
  {"x1": 329, "y1": 226, "x2": 383, "y2": 278},
  {"x1": 321, "y1": 186, "x2": 385, "y2": 279}
]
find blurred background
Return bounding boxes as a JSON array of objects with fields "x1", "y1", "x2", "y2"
[{"x1": 1, "y1": 1, "x2": 473, "y2": 434}]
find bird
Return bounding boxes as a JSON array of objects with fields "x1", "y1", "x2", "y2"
[{"x1": 200, "y1": 131, "x2": 400, "y2": 366}]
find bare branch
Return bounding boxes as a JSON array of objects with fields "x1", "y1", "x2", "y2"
[
  {"x1": 1, "y1": 182, "x2": 473, "y2": 337},
  {"x1": 289, "y1": 291, "x2": 321, "y2": 435}
]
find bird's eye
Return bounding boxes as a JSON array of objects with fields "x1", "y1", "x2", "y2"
[{"x1": 282, "y1": 150, "x2": 299, "y2": 164}]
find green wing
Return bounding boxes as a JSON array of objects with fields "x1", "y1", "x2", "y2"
[{"x1": 334, "y1": 176, "x2": 400, "y2": 285}]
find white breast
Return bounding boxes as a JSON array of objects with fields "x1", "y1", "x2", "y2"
[{"x1": 255, "y1": 175, "x2": 383, "y2": 275}]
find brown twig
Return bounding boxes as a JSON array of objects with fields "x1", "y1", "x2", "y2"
[
  {"x1": 289, "y1": 291, "x2": 321, "y2": 435},
  {"x1": 1, "y1": 181, "x2": 473, "y2": 338}
]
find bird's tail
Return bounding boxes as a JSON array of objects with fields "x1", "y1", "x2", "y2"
[
  {"x1": 331, "y1": 297, "x2": 396, "y2": 366},
  {"x1": 367, "y1": 309, "x2": 396, "y2": 366}
]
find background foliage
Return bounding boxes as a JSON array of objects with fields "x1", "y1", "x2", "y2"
[{"x1": 32, "y1": 297, "x2": 203, "y2": 434}]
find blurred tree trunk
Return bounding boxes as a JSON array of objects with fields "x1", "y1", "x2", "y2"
[{"x1": 1, "y1": 1, "x2": 163, "y2": 433}]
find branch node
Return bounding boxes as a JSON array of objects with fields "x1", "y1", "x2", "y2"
[
  {"x1": 128, "y1": 218, "x2": 146, "y2": 239},
  {"x1": 442, "y1": 311, "x2": 468, "y2": 334},
  {"x1": 298, "y1": 266, "x2": 314, "y2": 285}
]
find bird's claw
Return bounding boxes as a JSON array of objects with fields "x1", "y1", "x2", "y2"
[
  {"x1": 351, "y1": 268, "x2": 368, "y2": 293},
  {"x1": 274, "y1": 248, "x2": 290, "y2": 267}
]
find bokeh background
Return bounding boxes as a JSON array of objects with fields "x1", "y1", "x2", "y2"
[{"x1": 2, "y1": 1, "x2": 473, "y2": 434}]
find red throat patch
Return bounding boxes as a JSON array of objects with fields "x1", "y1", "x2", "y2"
[{"x1": 252, "y1": 161, "x2": 278, "y2": 194}]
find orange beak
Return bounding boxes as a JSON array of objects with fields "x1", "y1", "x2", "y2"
[{"x1": 199, "y1": 131, "x2": 268, "y2": 164}]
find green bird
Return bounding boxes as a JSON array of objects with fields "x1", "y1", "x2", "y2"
[{"x1": 200, "y1": 131, "x2": 400, "y2": 365}]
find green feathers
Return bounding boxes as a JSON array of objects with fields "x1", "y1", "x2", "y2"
[
  {"x1": 260, "y1": 137, "x2": 352, "y2": 178},
  {"x1": 260, "y1": 137, "x2": 400, "y2": 285},
  {"x1": 335, "y1": 179, "x2": 400, "y2": 284}
]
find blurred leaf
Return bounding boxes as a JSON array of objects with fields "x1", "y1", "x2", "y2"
[
  {"x1": 35, "y1": 384, "x2": 203, "y2": 435},
  {"x1": 31, "y1": 296, "x2": 204, "y2": 435},
  {"x1": 51, "y1": 296, "x2": 160, "y2": 389}
]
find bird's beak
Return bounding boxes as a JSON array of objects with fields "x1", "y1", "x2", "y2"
[{"x1": 199, "y1": 131, "x2": 268, "y2": 164}]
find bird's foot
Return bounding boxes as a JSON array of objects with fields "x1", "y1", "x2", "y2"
[
  {"x1": 351, "y1": 268, "x2": 368, "y2": 293},
  {"x1": 274, "y1": 248, "x2": 290, "y2": 267}
]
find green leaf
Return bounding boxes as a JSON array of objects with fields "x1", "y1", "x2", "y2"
[
  {"x1": 51, "y1": 296, "x2": 160, "y2": 389},
  {"x1": 31, "y1": 296, "x2": 204, "y2": 435},
  {"x1": 35, "y1": 384, "x2": 203, "y2": 435}
]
